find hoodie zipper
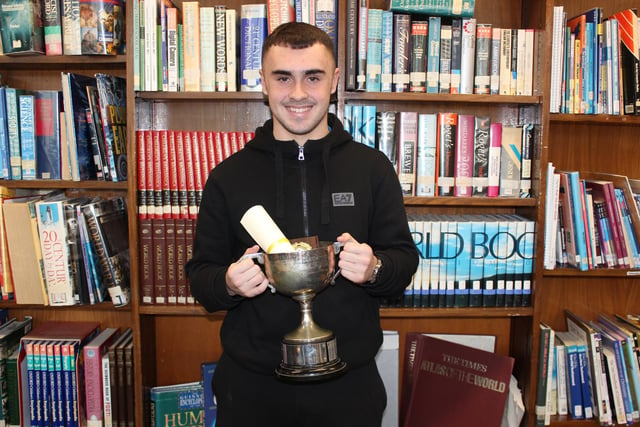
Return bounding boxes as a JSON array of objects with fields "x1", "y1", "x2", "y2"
[{"x1": 298, "y1": 145, "x2": 310, "y2": 235}]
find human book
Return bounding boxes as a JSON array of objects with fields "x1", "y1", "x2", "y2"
[
  {"x1": 82, "y1": 197, "x2": 130, "y2": 307},
  {"x1": 402, "y1": 333, "x2": 514, "y2": 427},
  {"x1": 150, "y1": 381, "x2": 204, "y2": 427}
]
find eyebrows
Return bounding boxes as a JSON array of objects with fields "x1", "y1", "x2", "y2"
[{"x1": 269, "y1": 69, "x2": 327, "y2": 77}]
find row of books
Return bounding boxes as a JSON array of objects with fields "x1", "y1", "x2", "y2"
[
  {"x1": 0, "y1": 189, "x2": 130, "y2": 307},
  {"x1": 346, "y1": 107, "x2": 535, "y2": 198},
  {"x1": 543, "y1": 165, "x2": 640, "y2": 271},
  {"x1": 0, "y1": 72, "x2": 127, "y2": 182},
  {"x1": 550, "y1": 7, "x2": 640, "y2": 115},
  {"x1": 133, "y1": 0, "x2": 338, "y2": 92},
  {"x1": 381, "y1": 213, "x2": 534, "y2": 309},
  {"x1": 0, "y1": 319, "x2": 134, "y2": 427},
  {"x1": 148, "y1": 361, "x2": 217, "y2": 427},
  {"x1": 0, "y1": 0, "x2": 125, "y2": 55},
  {"x1": 136, "y1": 129, "x2": 254, "y2": 221},
  {"x1": 536, "y1": 311, "x2": 640, "y2": 426},
  {"x1": 347, "y1": 7, "x2": 538, "y2": 95}
]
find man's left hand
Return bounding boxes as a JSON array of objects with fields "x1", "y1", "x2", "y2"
[{"x1": 336, "y1": 233, "x2": 378, "y2": 285}]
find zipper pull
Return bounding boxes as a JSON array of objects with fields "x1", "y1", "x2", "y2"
[{"x1": 298, "y1": 145, "x2": 305, "y2": 160}]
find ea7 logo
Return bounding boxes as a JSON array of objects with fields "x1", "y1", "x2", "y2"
[{"x1": 332, "y1": 193, "x2": 355, "y2": 206}]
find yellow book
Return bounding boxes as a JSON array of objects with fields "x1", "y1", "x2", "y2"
[
  {"x1": 182, "y1": 1, "x2": 201, "y2": 92},
  {"x1": 0, "y1": 186, "x2": 16, "y2": 299}
]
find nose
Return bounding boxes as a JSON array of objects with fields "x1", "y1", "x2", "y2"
[{"x1": 290, "y1": 80, "x2": 307, "y2": 100}]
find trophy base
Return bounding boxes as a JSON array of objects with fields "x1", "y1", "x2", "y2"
[{"x1": 276, "y1": 337, "x2": 347, "y2": 382}]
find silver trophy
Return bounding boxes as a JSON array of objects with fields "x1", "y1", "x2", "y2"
[{"x1": 243, "y1": 242, "x2": 348, "y2": 381}]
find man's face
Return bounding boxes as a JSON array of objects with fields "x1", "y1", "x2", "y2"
[{"x1": 260, "y1": 43, "x2": 340, "y2": 145}]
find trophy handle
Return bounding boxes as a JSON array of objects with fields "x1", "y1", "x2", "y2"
[
  {"x1": 238, "y1": 252, "x2": 276, "y2": 293},
  {"x1": 330, "y1": 242, "x2": 344, "y2": 285}
]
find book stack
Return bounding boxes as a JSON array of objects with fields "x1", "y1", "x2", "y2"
[
  {"x1": 536, "y1": 312, "x2": 640, "y2": 425},
  {"x1": 136, "y1": 126, "x2": 253, "y2": 305},
  {"x1": 0, "y1": 72, "x2": 127, "y2": 182},
  {"x1": 1, "y1": 191, "x2": 130, "y2": 307},
  {"x1": 345, "y1": 1, "x2": 538, "y2": 95},
  {"x1": 382, "y1": 213, "x2": 535, "y2": 309},
  {"x1": 345, "y1": 107, "x2": 535, "y2": 199},
  {"x1": 543, "y1": 165, "x2": 640, "y2": 271},
  {"x1": 549, "y1": 6, "x2": 640, "y2": 115}
]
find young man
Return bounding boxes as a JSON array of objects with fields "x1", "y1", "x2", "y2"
[{"x1": 186, "y1": 22, "x2": 419, "y2": 426}]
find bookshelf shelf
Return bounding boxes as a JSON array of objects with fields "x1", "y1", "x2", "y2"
[
  {"x1": 136, "y1": 91, "x2": 266, "y2": 101},
  {"x1": 0, "y1": 55, "x2": 127, "y2": 69},
  {"x1": 344, "y1": 92, "x2": 542, "y2": 105},
  {"x1": 403, "y1": 196, "x2": 537, "y2": 207},
  {"x1": 550, "y1": 113, "x2": 640, "y2": 125},
  {"x1": 0, "y1": 180, "x2": 129, "y2": 190},
  {"x1": 542, "y1": 268, "x2": 640, "y2": 278}
]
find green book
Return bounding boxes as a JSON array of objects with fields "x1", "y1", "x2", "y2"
[{"x1": 150, "y1": 381, "x2": 204, "y2": 427}]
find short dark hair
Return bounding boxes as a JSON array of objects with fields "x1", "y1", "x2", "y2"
[{"x1": 261, "y1": 22, "x2": 336, "y2": 66}]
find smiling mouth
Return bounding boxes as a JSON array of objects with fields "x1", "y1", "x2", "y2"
[{"x1": 286, "y1": 105, "x2": 313, "y2": 113}]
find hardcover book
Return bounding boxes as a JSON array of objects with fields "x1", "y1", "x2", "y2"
[
  {"x1": 415, "y1": 113, "x2": 437, "y2": 197},
  {"x1": 402, "y1": 333, "x2": 513, "y2": 427},
  {"x1": 150, "y1": 381, "x2": 204, "y2": 427},
  {"x1": 84, "y1": 327, "x2": 121, "y2": 427},
  {"x1": 437, "y1": 112, "x2": 457, "y2": 196},
  {"x1": 239, "y1": 4, "x2": 267, "y2": 92},
  {"x1": 0, "y1": 0, "x2": 45, "y2": 55},
  {"x1": 409, "y1": 21, "x2": 428, "y2": 93},
  {"x1": 201, "y1": 361, "x2": 217, "y2": 427},
  {"x1": 18, "y1": 93, "x2": 36, "y2": 180},
  {"x1": 34, "y1": 90, "x2": 63, "y2": 180},
  {"x1": 42, "y1": 0, "x2": 62, "y2": 54},
  {"x1": 396, "y1": 111, "x2": 418, "y2": 196},
  {"x1": 385, "y1": 0, "x2": 475, "y2": 17},
  {"x1": 61, "y1": 0, "x2": 81, "y2": 54},
  {"x1": 392, "y1": 13, "x2": 411, "y2": 93}
]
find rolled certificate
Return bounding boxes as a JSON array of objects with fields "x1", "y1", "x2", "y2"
[{"x1": 240, "y1": 205, "x2": 295, "y2": 253}]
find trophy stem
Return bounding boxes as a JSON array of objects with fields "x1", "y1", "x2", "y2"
[{"x1": 283, "y1": 292, "x2": 333, "y2": 343}]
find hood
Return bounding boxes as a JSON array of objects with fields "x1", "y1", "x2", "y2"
[{"x1": 244, "y1": 113, "x2": 353, "y2": 225}]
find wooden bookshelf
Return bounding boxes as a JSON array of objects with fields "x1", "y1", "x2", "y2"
[{"x1": 2, "y1": 0, "x2": 638, "y2": 426}]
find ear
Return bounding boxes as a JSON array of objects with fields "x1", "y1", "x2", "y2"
[
  {"x1": 260, "y1": 69, "x2": 268, "y2": 96},
  {"x1": 331, "y1": 67, "x2": 340, "y2": 94}
]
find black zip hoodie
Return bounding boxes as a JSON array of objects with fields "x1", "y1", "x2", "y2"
[{"x1": 186, "y1": 113, "x2": 419, "y2": 375}]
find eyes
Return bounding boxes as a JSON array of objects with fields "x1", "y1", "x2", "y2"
[{"x1": 274, "y1": 74, "x2": 324, "y2": 85}]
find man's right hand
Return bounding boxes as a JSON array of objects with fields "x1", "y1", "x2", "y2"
[{"x1": 225, "y1": 245, "x2": 270, "y2": 297}]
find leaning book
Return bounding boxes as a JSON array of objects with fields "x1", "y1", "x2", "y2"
[
  {"x1": 82, "y1": 197, "x2": 130, "y2": 307},
  {"x1": 0, "y1": 0, "x2": 45, "y2": 55}
]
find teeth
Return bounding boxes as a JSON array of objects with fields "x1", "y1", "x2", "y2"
[{"x1": 289, "y1": 106, "x2": 310, "y2": 113}]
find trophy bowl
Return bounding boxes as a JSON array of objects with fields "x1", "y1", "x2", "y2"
[{"x1": 245, "y1": 241, "x2": 348, "y2": 381}]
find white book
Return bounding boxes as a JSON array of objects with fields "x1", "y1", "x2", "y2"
[
  {"x1": 550, "y1": 6, "x2": 565, "y2": 113},
  {"x1": 459, "y1": 18, "x2": 476, "y2": 94},
  {"x1": 144, "y1": 0, "x2": 158, "y2": 91},
  {"x1": 499, "y1": 28, "x2": 512, "y2": 95},
  {"x1": 489, "y1": 27, "x2": 501, "y2": 94},
  {"x1": 543, "y1": 162, "x2": 559, "y2": 269},
  {"x1": 516, "y1": 28, "x2": 526, "y2": 95},
  {"x1": 554, "y1": 338, "x2": 569, "y2": 415},
  {"x1": 226, "y1": 9, "x2": 237, "y2": 92},
  {"x1": 200, "y1": 7, "x2": 217, "y2": 92},
  {"x1": 167, "y1": 7, "x2": 179, "y2": 92},
  {"x1": 602, "y1": 345, "x2": 628, "y2": 425},
  {"x1": 102, "y1": 353, "x2": 114, "y2": 427},
  {"x1": 416, "y1": 113, "x2": 437, "y2": 196},
  {"x1": 544, "y1": 326, "x2": 556, "y2": 425},
  {"x1": 523, "y1": 28, "x2": 535, "y2": 96}
]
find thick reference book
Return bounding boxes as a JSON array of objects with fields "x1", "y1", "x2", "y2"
[
  {"x1": 84, "y1": 327, "x2": 121, "y2": 427},
  {"x1": 150, "y1": 381, "x2": 204, "y2": 427},
  {"x1": 402, "y1": 333, "x2": 513, "y2": 427}
]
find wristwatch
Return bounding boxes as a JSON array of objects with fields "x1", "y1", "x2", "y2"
[{"x1": 369, "y1": 256, "x2": 383, "y2": 284}]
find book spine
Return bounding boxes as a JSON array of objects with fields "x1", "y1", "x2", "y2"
[
  {"x1": 498, "y1": 126, "x2": 522, "y2": 197},
  {"x1": 499, "y1": 28, "x2": 512, "y2": 95},
  {"x1": 472, "y1": 116, "x2": 490, "y2": 196},
  {"x1": 454, "y1": 114, "x2": 474, "y2": 196},
  {"x1": 240, "y1": 5, "x2": 267, "y2": 92},
  {"x1": 365, "y1": 9, "x2": 382, "y2": 92},
  {"x1": 345, "y1": 0, "x2": 358, "y2": 91},
  {"x1": 5, "y1": 89, "x2": 22, "y2": 180},
  {"x1": 520, "y1": 123, "x2": 534, "y2": 198},
  {"x1": 426, "y1": 16, "x2": 441, "y2": 94},
  {"x1": 487, "y1": 122, "x2": 502, "y2": 197},
  {"x1": 182, "y1": 1, "x2": 201, "y2": 92},
  {"x1": 199, "y1": 7, "x2": 216, "y2": 92},
  {"x1": 392, "y1": 13, "x2": 411, "y2": 93},
  {"x1": 459, "y1": 18, "x2": 476, "y2": 94},
  {"x1": 490, "y1": 27, "x2": 501, "y2": 94},
  {"x1": 438, "y1": 24, "x2": 452, "y2": 93},
  {"x1": 43, "y1": 0, "x2": 63, "y2": 55},
  {"x1": 139, "y1": 218, "x2": 154, "y2": 304},
  {"x1": 102, "y1": 354, "x2": 113, "y2": 427},
  {"x1": 315, "y1": 0, "x2": 337, "y2": 56},
  {"x1": 474, "y1": 23, "x2": 491, "y2": 94},
  {"x1": 18, "y1": 94, "x2": 36, "y2": 180},
  {"x1": 437, "y1": 112, "x2": 457, "y2": 196},
  {"x1": 266, "y1": 0, "x2": 293, "y2": 33},
  {"x1": 449, "y1": 18, "x2": 462, "y2": 93},
  {"x1": 409, "y1": 21, "x2": 428, "y2": 93},
  {"x1": 385, "y1": 0, "x2": 475, "y2": 17},
  {"x1": 380, "y1": 11, "x2": 393, "y2": 92},
  {"x1": 226, "y1": 9, "x2": 237, "y2": 92},
  {"x1": 356, "y1": 0, "x2": 368, "y2": 91},
  {"x1": 214, "y1": 5, "x2": 227, "y2": 92},
  {"x1": 397, "y1": 111, "x2": 418, "y2": 197},
  {"x1": 535, "y1": 326, "x2": 552, "y2": 427},
  {"x1": 415, "y1": 113, "x2": 437, "y2": 197},
  {"x1": 62, "y1": 0, "x2": 81, "y2": 54}
]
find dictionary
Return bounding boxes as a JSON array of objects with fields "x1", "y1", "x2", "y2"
[{"x1": 403, "y1": 334, "x2": 514, "y2": 427}]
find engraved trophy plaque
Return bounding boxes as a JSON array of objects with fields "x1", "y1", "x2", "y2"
[{"x1": 244, "y1": 242, "x2": 348, "y2": 381}]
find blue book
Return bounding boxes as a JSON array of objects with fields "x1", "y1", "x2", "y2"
[
  {"x1": 468, "y1": 217, "x2": 485, "y2": 307},
  {"x1": 609, "y1": 19, "x2": 621, "y2": 115},
  {"x1": 362, "y1": 105, "x2": 377, "y2": 148},
  {"x1": 239, "y1": 4, "x2": 267, "y2": 92},
  {"x1": 481, "y1": 218, "x2": 499, "y2": 307},
  {"x1": 444, "y1": 220, "x2": 457, "y2": 308},
  {"x1": 380, "y1": 11, "x2": 393, "y2": 92},
  {"x1": 574, "y1": 336, "x2": 595, "y2": 419},
  {"x1": 343, "y1": 104, "x2": 352, "y2": 134},
  {"x1": 454, "y1": 218, "x2": 471, "y2": 307},
  {"x1": 405, "y1": 218, "x2": 420, "y2": 307},
  {"x1": 566, "y1": 171, "x2": 589, "y2": 271},
  {"x1": 493, "y1": 217, "x2": 509, "y2": 307},
  {"x1": 426, "y1": 16, "x2": 441, "y2": 93},
  {"x1": 4, "y1": 87, "x2": 23, "y2": 179},
  {"x1": 502, "y1": 216, "x2": 517, "y2": 307},
  {"x1": 556, "y1": 331, "x2": 585, "y2": 419},
  {"x1": 417, "y1": 218, "x2": 431, "y2": 307},
  {"x1": 0, "y1": 87, "x2": 9, "y2": 179},
  {"x1": 351, "y1": 105, "x2": 363, "y2": 143},
  {"x1": 365, "y1": 8, "x2": 383, "y2": 92},
  {"x1": 511, "y1": 218, "x2": 526, "y2": 307},
  {"x1": 521, "y1": 219, "x2": 535, "y2": 307},
  {"x1": 18, "y1": 94, "x2": 36, "y2": 180},
  {"x1": 614, "y1": 188, "x2": 640, "y2": 267},
  {"x1": 315, "y1": 0, "x2": 337, "y2": 56},
  {"x1": 201, "y1": 361, "x2": 218, "y2": 427},
  {"x1": 437, "y1": 218, "x2": 449, "y2": 307}
]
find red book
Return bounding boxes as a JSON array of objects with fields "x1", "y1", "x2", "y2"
[
  {"x1": 221, "y1": 132, "x2": 232, "y2": 160},
  {"x1": 175, "y1": 218, "x2": 187, "y2": 304},
  {"x1": 136, "y1": 130, "x2": 147, "y2": 218},
  {"x1": 454, "y1": 114, "x2": 474, "y2": 196},
  {"x1": 403, "y1": 334, "x2": 514, "y2": 427},
  {"x1": 197, "y1": 131, "x2": 210, "y2": 187},
  {"x1": 213, "y1": 131, "x2": 225, "y2": 166},
  {"x1": 205, "y1": 131, "x2": 217, "y2": 171},
  {"x1": 84, "y1": 328, "x2": 121, "y2": 426},
  {"x1": 167, "y1": 130, "x2": 180, "y2": 219},
  {"x1": 487, "y1": 122, "x2": 502, "y2": 197},
  {"x1": 152, "y1": 130, "x2": 163, "y2": 219},
  {"x1": 228, "y1": 131, "x2": 239, "y2": 155},
  {"x1": 152, "y1": 219, "x2": 166, "y2": 304},
  {"x1": 185, "y1": 219, "x2": 195, "y2": 304},
  {"x1": 144, "y1": 130, "x2": 155, "y2": 218},
  {"x1": 181, "y1": 131, "x2": 198, "y2": 219},
  {"x1": 266, "y1": 0, "x2": 294, "y2": 33},
  {"x1": 437, "y1": 112, "x2": 458, "y2": 196},
  {"x1": 189, "y1": 131, "x2": 203, "y2": 209},
  {"x1": 585, "y1": 179, "x2": 627, "y2": 268},
  {"x1": 165, "y1": 218, "x2": 177, "y2": 304},
  {"x1": 160, "y1": 130, "x2": 171, "y2": 219},
  {"x1": 139, "y1": 218, "x2": 154, "y2": 304},
  {"x1": 174, "y1": 131, "x2": 189, "y2": 219}
]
